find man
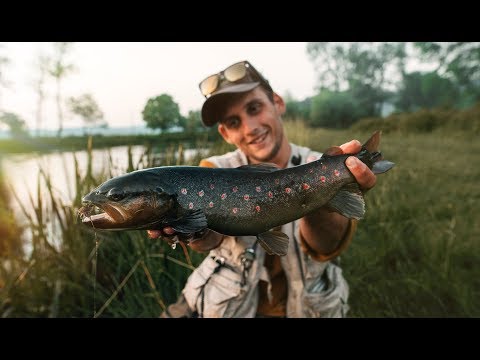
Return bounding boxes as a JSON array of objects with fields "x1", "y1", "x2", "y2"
[{"x1": 148, "y1": 60, "x2": 376, "y2": 317}]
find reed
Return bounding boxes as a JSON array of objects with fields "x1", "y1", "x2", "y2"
[{"x1": 1, "y1": 124, "x2": 478, "y2": 317}]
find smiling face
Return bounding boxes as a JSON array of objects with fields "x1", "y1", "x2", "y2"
[{"x1": 217, "y1": 87, "x2": 291, "y2": 167}]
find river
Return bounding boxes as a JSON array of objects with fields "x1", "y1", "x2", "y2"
[{"x1": 0, "y1": 145, "x2": 201, "y2": 254}]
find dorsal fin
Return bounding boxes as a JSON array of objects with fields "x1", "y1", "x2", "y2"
[
  {"x1": 362, "y1": 130, "x2": 381, "y2": 153},
  {"x1": 236, "y1": 163, "x2": 279, "y2": 172},
  {"x1": 323, "y1": 146, "x2": 343, "y2": 156}
]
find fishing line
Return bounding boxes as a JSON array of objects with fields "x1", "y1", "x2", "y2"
[{"x1": 77, "y1": 205, "x2": 100, "y2": 318}]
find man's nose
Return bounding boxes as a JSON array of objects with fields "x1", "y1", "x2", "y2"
[{"x1": 242, "y1": 116, "x2": 260, "y2": 134}]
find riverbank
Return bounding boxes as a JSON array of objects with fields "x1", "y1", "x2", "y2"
[{"x1": 0, "y1": 129, "x2": 221, "y2": 154}]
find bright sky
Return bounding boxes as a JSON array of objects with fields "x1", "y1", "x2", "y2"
[{"x1": 0, "y1": 42, "x2": 316, "y2": 130}]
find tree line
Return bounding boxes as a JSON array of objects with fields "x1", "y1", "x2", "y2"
[
  {"x1": 1, "y1": 42, "x2": 479, "y2": 138},
  {"x1": 0, "y1": 43, "x2": 105, "y2": 139},
  {"x1": 286, "y1": 42, "x2": 480, "y2": 128}
]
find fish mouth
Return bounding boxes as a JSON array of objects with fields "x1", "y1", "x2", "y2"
[{"x1": 80, "y1": 202, "x2": 127, "y2": 228}]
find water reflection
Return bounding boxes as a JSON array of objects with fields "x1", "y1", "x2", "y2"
[
  {"x1": 2, "y1": 146, "x2": 146, "y2": 214},
  {"x1": 1, "y1": 145, "x2": 201, "y2": 255}
]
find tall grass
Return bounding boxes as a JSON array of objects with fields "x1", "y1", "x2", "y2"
[
  {"x1": 0, "y1": 136, "x2": 214, "y2": 317},
  {"x1": 1, "y1": 119, "x2": 479, "y2": 317},
  {"x1": 284, "y1": 119, "x2": 479, "y2": 317}
]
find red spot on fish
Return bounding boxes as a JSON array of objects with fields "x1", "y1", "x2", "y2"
[
  {"x1": 334, "y1": 169, "x2": 340, "y2": 177},
  {"x1": 198, "y1": 190, "x2": 204, "y2": 197},
  {"x1": 181, "y1": 188, "x2": 187, "y2": 195},
  {"x1": 268, "y1": 191, "x2": 273, "y2": 198},
  {"x1": 309, "y1": 169, "x2": 314, "y2": 173},
  {"x1": 209, "y1": 202, "x2": 214, "y2": 208},
  {"x1": 322, "y1": 164, "x2": 327, "y2": 170},
  {"x1": 210, "y1": 184, "x2": 215, "y2": 189},
  {"x1": 221, "y1": 193, "x2": 227, "y2": 200},
  {"x1": 232, "y1": 208, "x2": 238, "y2": 214},
  {"x1": 320, "y1": 176, "x2": 326, "y2": 183},
  {"x1": 188, "y1": 202, "x2": 194, "y2": 209},
  {"x1": 232, "y1": 186, "x2": 238, "y2": 193},
  {"x1": 255, "y1": 205, "x2": 261, "y2": 212},
  {"x1": 302, "y1": 183, "x2": 310, "y2": 190},
  {"x1": 275, "y1": 179, "x2": 280, "y2": 185},
  {"x1": 256, "y1": 186, "x2": 261, "y2": 192},
  {"x1": 244, "y1": 194, "x2": 250, "y2": 201},
  {"x1": 285, "y1": 188, "x2": 292, "y2": 194}
]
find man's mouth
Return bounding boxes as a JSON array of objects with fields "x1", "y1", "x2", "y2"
[{"x1": 249, "y1": 131, "x2": 268, "y2": 145}]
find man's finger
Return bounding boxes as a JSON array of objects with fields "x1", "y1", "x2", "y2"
[
  {"x1": 147, "y1": 230, "x2": 162, "y2": 239},
  {"x1": 339, "y1": 140, "x2": 361, "y2": 154},
  {"x1": 345, "y1": 156, "x2": 376, "y2": 191},
  {"x1": 162, "y1": 226, "x2": 176, "y2": 235}
]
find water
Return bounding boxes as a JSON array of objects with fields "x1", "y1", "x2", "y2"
[
  {"x1": 2, "y1": 146, "x2": 143, "y2": 214},
  {"x1": 1, "y1": 145, "x2": 201, "y2": 255}
]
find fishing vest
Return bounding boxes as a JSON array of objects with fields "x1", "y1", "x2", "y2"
[{"x1": 179, "y1": 143, "x2": 350, "y2": 318}]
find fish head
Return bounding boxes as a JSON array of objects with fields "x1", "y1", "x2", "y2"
[{"x1": 81, "y1": 170, "x2": 175, "y2": 230}]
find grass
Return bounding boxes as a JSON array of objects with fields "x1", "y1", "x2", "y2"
[
  {"x1": 0, "y1": 118, "x2": 478, "y2": 317},
  {"x1": 284, "y1": 119, "x2": 479, "y2": 317}
]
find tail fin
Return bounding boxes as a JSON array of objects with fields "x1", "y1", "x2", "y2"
[{"x1": 357, "y1": 130, "x2": 395, "y2": 174}]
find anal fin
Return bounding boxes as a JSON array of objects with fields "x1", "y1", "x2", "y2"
[{"x1": 257, "y1": 230, "x2": 289, "y2": 256}]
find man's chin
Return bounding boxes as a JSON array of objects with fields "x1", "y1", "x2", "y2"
[{"x1": 249, "y1": 146, "x2": 278, "y2": 164}]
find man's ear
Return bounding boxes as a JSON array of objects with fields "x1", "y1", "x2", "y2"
[
  {"x1": 273, "y1": 93, "x2": 286, "y2": 115},
  {"x1": 218, "y1": 124, "x2": 233, "y2": 144}
]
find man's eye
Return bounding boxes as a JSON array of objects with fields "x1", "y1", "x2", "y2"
[
  {"x1": 248, "y1": 102, "x2": 261, "y2": 114},
  {"x1": 225, "y1": 118, "x2": 240, "y2": 128}
]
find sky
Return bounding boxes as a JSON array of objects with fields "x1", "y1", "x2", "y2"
[{"x1": 0, "y1": 42, "x2": 317, "y2": 130}]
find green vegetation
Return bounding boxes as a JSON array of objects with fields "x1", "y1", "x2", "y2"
[
  {"x1": 0, "y1": 109, "x2": 479, "y2": 317},
  {"x1": 284, "y1": 119, "x2": 480, "y2": 317},
  {"x1": 350, "y1": 102, "x2": 480, "y2": 136},
  {"x1": 0, "y1": 129, "x2": 221, "y2": 154}
]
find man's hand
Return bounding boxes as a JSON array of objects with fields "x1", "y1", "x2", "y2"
[
  {"x1": 147, "y1": 228, "x2": 224, "y2": 253},
  {"x1": 327, "y1": 139, "x2": 377, "y2": 191},
  {"x1": 300, "y1": 139, "x2": 377, "y2": 256}
]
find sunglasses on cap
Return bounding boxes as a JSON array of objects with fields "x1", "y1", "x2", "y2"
[{"x1": 198, "y1": 60, "x2": 271, "y2": 98}]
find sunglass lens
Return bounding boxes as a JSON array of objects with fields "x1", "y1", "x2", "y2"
[
  {"x1": 200, "y1": 75, "x2": 219, "y2": 96},
  {"x1": 224, "y1": 62, "x2": 247, "y2": 82}
]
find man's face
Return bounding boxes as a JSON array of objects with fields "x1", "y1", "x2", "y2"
[{"x1": 217, "y1": 87, "x2": 286, "y2": 164}]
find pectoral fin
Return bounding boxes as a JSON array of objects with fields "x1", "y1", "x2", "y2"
[
  {"x1": 327, "y1": 183, "x2": 365, "y2": 220},
  {"x1": 169, "y1": 209, "x2": 208, "y2": 234},
  {"x1": 257, "y1": 230, "x2": 289, "y2": 256}
]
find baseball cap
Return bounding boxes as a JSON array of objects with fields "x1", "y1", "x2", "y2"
[{"x1": 199, "y1": 60, "x2": 272, "y2": 127}]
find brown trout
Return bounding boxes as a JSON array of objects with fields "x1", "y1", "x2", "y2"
[{"x1": 81, "y1": 131, "x2": 394, "y2": 256}]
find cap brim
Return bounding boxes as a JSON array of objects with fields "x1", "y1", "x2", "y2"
[{"x1": 201, "y1": 82, "x2": 260, "y2": 126}]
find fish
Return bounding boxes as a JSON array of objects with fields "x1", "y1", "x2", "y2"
[{"x1": 80, "y1": 131, "x2": 394, "y2": 256}]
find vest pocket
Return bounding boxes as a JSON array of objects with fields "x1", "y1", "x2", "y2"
[
  {"x1": 301, "y1": 262, "x2": 350, "y2": 318},
  {"x1": 183, "y1": 256, "x2": 244, "y2": 318}
]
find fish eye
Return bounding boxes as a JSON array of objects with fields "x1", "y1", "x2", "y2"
[{"x1": 107, "y1": 189, "x2": 125, "y2": 202}]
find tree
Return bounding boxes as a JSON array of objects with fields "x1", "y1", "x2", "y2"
[
  {"x1": 395, "y1": 71, "x2": 460, "y2": 112},
  {"x1": 307, "y1": 42, "x2": 407, "y2": 118},
  {"x1": 0, "y1": 111, "x2": 29, "y2": 138},
  {"x1": 66, "y1": 93, "x2": 105, "y2": 132},
  {"x1": 414, "y1": 42, "x2": 480, "y2": 108},
  {"x1": 48, "y1": 42, "x2": 75, "y2": 137},
  {"x1": 179, "y1": 110, "x2": 204, "y2": 133},
  {"x1": 310, "y1": 90, "x2": 361, "y2": 128},
  {"x1": 0, "y1": 44, "x2": 11, "y2": 110},
  {"x1": 33, "y1": 54, "x2": 49, "y2": 136},
  {"x1": 283, "y1": 91, "x2": 311, "y2": 121},
  {"x1": 142, "y1": 94, "x2": 181, "y2": 131}
]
